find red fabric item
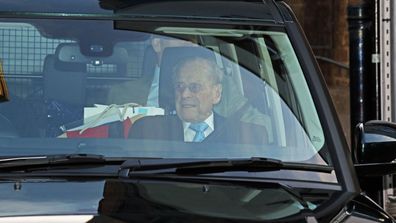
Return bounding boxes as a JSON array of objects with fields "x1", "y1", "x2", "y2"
[
  {"x1": 66, "y1": 125, "x2": 109, "y2": 138},
  {"x1": 66, "y1": 119, "x2": 133, "y2": 138},
  {"x1": 123, "y1": 118, "x2": 132, "y2": 138}
]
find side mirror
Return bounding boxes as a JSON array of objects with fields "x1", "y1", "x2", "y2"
[
  {"x1": 353, "y1": 120, "x2": 396, "y2": 164},
  {"x1": 353, "y1": 121, "x2": 396, "y2": 177},
  {"x1": 0, "y1": 63, "x2": 9, "y2": 102}
]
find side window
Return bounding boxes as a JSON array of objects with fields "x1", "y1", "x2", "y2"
[
  {"x1": 264, "y1": 36, "x2": 303, "y2": 146},
  {"x1": 266, "y1": 33, "x2": 325, "y2": 151},
  {"x1": 208, "y1": 31, "x2": 324, "y2": 156}
]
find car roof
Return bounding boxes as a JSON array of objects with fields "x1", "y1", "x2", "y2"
[{"x1": 0, "y1": 0, "x2": 285, "y2": 23}]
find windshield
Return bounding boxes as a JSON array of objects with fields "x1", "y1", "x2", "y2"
[{"x1": 0, "y1": 19, "x2": 328, "y2": 166}]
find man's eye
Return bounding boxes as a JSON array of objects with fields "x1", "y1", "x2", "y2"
[
  {"x1": 175, "y1": 83, "x2": 185, "y2": 91},
  {"x1": 189, "y1": 83, "x2": 202, "y2": 93},
  {"x1": 174, "y1": 83, "x2": 202, "y2": 93}
]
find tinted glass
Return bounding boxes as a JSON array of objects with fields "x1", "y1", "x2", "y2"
[{"x1": 0, "y1": 19, "x2": 327, "y2": 165}]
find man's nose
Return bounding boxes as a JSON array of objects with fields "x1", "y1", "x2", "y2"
[{"x1": 180, "y1": 86, "x2": 193, "y2": 98}]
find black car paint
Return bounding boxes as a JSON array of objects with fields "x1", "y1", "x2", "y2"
[
  {"x1": 0, "y1": 176, "x2": 390, "y2": 222},
  {"x1": 275, "y1": 2, "x2": 363, "y2": 220},
  {"x1": 0, "y1": 0, "x2": 393, "y2": 222}
]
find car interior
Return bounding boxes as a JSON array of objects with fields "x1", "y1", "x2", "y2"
[
  {"x1": 0, "y1": 21, "x2": 272, "y2": 138},
  {"x1": 0, "y1": 19, "x2": 327, "y2": 162}
]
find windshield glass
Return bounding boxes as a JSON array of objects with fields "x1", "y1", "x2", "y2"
[{"x1": 0, "y1": 19, "x2": 328, "y2": 166}]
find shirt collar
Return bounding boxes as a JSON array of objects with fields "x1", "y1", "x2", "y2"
[{"x1": 183, "y1": 112, "x2": 214, "y2": 132}]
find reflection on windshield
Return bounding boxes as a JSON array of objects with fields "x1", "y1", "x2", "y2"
[
  {"x1": 0, "y1": 19, "x2": 327, "y2": 165},
  {"x1": 100, "y1": 180, "x2": 313, "y2": 222}
]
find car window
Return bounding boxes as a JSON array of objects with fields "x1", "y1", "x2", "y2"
[{"x1": 0, "y1": 19, "x2": 328, "y2": 166}]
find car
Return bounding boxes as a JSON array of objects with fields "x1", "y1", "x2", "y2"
[{"x1": 0, "y1": 0, "x2": 395, "y2": 222}]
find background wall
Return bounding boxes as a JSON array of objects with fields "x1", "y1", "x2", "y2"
[{"x1": 286, "y1": 0, "x2": 351, "y2": 145}]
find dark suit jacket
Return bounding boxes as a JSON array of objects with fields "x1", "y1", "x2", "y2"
[{"x1": 129, "y1": 113, "x2": 268, "y2": 145}]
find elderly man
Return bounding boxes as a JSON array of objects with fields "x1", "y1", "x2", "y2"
[
  {"x1": 107, "y1": 36, "x2": 196, "y2": 106},
  {"x1": 129, "y1": 57, "x2": 268, "y2": 144},
  {"x1": 172, "y1": 57, "x2": 223, "y2": 142}
]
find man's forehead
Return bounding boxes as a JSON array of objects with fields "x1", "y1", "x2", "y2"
[
  {"x1": 176, "y1": 69, "x2": 210, "y2": 83},
  {"x1": 176, "y1": 59, "x2": 214, "y2": 82}
]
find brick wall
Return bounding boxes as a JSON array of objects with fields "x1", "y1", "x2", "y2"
[{"x1": 287, "y1": 0, "x2": 351, "y2": 144}]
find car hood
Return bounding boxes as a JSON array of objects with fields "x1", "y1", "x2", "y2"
[
  {"x1": 0, "y1": 180, "x2": 104, "y2": 216},
  {"x1": 0, "y1": 177, "x2": 323, "y2": 222}
]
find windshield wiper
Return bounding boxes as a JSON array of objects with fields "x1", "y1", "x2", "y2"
[
  {"x1": 0, "y1": 154, "x2": 122, "y2": 171},
  {"x1": 119, "y1": 157, "x2": 333, "y2": 177}
]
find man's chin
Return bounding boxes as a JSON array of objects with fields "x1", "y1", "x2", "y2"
[
  {"x1": 177, "y1": 111, "x2": 199, "y2": 123},
  {"x1": 180, "y1": 115, "x2": 198, "y2": 123}
]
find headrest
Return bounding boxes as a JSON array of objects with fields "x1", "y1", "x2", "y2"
[
  {"x1": 158, "y1": 46, "x2": 217, "y2": 114},
  {"x1": 54, "y1": 43, "x2": 129, "y2": 74}
]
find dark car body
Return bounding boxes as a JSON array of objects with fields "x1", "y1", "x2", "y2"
[{"x1": 0, "y1": 0, "x2": 394, "y2": 222}]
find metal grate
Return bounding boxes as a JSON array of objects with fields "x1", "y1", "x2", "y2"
[
  {"x1": 0, "y1": 22, "x2": 74, "y2": 98},
  {"x1": 87, "y1": 64, "x2": 117, "y2": 74},
  {"x1": 0, "y1": 22, "x2": 73, "y2": 75},
  {"x1": 118, "y1": 42, "x2": 147, "y2": 78},
  {"x1": 0, "y1": 21, "x2": 149, "y2": 99}
]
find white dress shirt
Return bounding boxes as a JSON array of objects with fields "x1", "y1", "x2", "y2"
[
  {"x1": 182, "y1": 113, "x2": 214, "y2": 142},
  {"x1": 146, "y1": 66, "x2": 160, "y2": 107}
]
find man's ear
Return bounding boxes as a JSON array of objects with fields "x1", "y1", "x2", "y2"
[{"x1": 213, "y1": 84, "x2": 222, "y2": 104}]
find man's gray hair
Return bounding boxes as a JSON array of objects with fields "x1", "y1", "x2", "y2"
[{"x1": 173, "y1": 57, "x2": 224, "y2": 85}]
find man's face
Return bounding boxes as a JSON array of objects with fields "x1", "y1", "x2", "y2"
[{"x1": 174, "y1": 63, "x2": 222, "y2": 123}]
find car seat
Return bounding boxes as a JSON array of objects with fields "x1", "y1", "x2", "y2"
[
  {"x1": 106, "y1": 44, "x2": 158, "y2": 105},
  {"x1": 43, "y1": 43, "x2": 129, "y2": 136}
]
